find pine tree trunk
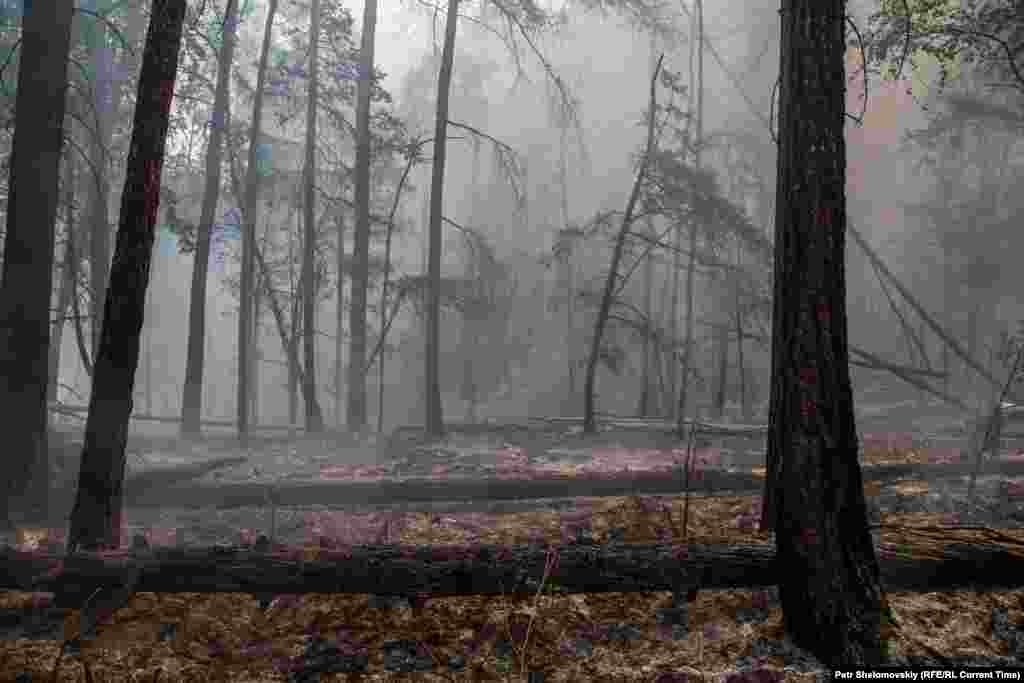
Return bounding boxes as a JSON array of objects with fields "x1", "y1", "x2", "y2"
[
  {"x1": 87, "y1": 39, "x2": 114, "y2": 364},
  {"x1": 346, "y1": 0, "x2": 378, "y2": 432},
  {"x1": 638, "y1": 218, "x2": 655, "y2": 418},
  {"x1": 48, "y1": 154, "x2": 77, "y2": 414},
  {"x1": 181, "y1": 0, "x2": 239, "y2": 436},
  {"x1": 0, "y1": 0, "x2": 74, "y2": 530},
  {"x1": 237, "y1": 0, "x2": 279, "y2": 446},
  {"x1": 760, "y1": 0, "x2": 884, "y2": 667},
  {"x1": 335, "y1": 208, "x2": 345, "y2": 429},
  {"x1": 583, "y1": 57, "x2": 662, "y2": 434},
  {"x1": 676, "y1": 0, "x2": 703, "y2": 436},
  {"x1": 713, "y1": 319, "x2": 728, "y2": 419},
  {"x1": 301, "y1": 0, "x2": 324, "y2": 432},
  {"x1": 424, "y1": 0, "x2": 459, "y2": 437},
  {"x1": 67, "y1": 0, "x2": 186, "y2": 550}
]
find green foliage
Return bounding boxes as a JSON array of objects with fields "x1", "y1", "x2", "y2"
[{"x1": 864, "y1": 0, "x2": 1024, "y2": 98}]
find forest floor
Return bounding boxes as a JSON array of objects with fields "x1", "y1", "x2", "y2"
[{"x1": 2, "y1": 400, "x2": 1024, "y2": 681}]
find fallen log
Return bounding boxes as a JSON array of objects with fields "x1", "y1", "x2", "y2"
[
  {"x1": 523, "y1": 417, "x2": 767, "y2": 437},
  {"x1": 1, "y1": 538, "x2": 1020, "y2": 597},
  {"x1": 49, "y1": 402, "x2": 302, "y2": 432},
  {"x1": 115, "y1": 458, "x2": 1024, "y2": 511}
]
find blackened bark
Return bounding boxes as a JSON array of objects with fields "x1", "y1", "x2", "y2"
[
  {"x1": 583, "y1": 57, "x2": 662, "y2": 434},
  {"x1": 181, "y1": 0, "x2": 239, "y2": 436},
  {"x1": 760, "y1": 0, "x2": 885, "y2": 668},
  {"x1": 67, "y1": 0, "x2": 186, "y2": 552},
  {"x1": 424, "y1": 0, "x2": 457, "y2": 437},
  {"x1": 301, "y1": 0, "x2": 324, "y2": 432},
  {"x1": 347, "y1": 0, "x2": 378, "y2": 432},
  {"x1": 0, "y1": 0, "x2": 74, "y2": 530},
  {"x1": 238, "y1": 0, "x2": 280, "y2": 446}
]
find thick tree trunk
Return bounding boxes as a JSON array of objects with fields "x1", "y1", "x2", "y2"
[
  {"x1": 346, "y1": 0, "x2": 378, "y2": 432},
  {"x1": 0, "y1": 0, "x2": 74, "y2": 530},
  {"x1": 66, "y1": 0, "x2": 186, "y2": 551},
  {"x1": 424, "y1": 0, "x2": 459, "y2": 437},
  {"x1": 237, "y1": 0, "x2": 279, "y2": 446},
  {"x1": 181, "y1": 0, "x2": 239, "y2": 436},
  {"x1": 760, "y1": 0, "x2": 885, "y2": 668},
  {"x1": 301, "y1": 0, "x2": 324, "y2": 433}
]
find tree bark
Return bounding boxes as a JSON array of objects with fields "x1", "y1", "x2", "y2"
[
  {"x1": 675, "y1": 0, "x2": 703, "y2": 436},
  {"x1": 713, "y1": 319, "x2": 728, "y2": 418},
  {"x1": 761, "y1": 0, "x2": 885, "y2": 668},
  {"x1": 346, "y1": 0, "x2": 378, "y2": 432},
  {"x1": 181, "y1": 0, "x2": 239, "y2": 436},
  {"x1": 66, "y1": 0, "x2": 186, "y2": 552},
  {"x1": 48, "y1": 153, "x2": 78, "y2": 417},
  {"x1": 424, "y1": 0, "x2": 459, "y2": 438},
  {"x1": 301, "y1": 0, "x2": 324, "y2": 432},
  {"x1": 335, "y1": 194, "x2": 346, "y2": 429},
  {"x1": 237, "y1": 0, "x2": 279, "y2": 446},
  {"x1": 87, "y1": 42, "x2": 113, "y2": 364},
  {"x1": 583, "y1": 58, "x2": 663, "y2": 433},
  {"x1": 0, "y1": 0, "x2": 74, "y2": 530}
]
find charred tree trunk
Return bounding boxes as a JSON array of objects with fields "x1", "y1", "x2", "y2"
[
  {"x1": 181, "y1": 0, "x2": 239, "y2": 436},
  {"x1": 583, "y1": 57, "x2": 662, "y2": 434},
  {"x1": 301, "y1": 0, "x2": 324, "y2": 432},
  {"x1": 237, "y1": 0, "x2": 279, "y2": 446},
  {"x1": 424, "y1": 0, "x2": 459, "y2": 437},
  {"x1": 67, "y1": 0, "x2": 186, "y2": 551},
  {"x1": 86, "y1": 42, "x2": 114, "y2": 364},
  {"x1": 0, "y1": 0, "x2": 74, "y2": 529},
  {"x1": 638, "y1": 222, "x2": 655, "y2": 418},
  {"x1": 713, "y1": 320, "x2": 728, "y2": 419},
  {"x1": 675, "y1": 0, "x2": 703, "y2": 437},
  {"x1": 760, "y1": 0, "x2": 885, "y2": 668},
  {"x1": 49, "y1": 153, "x2": 78, "y2": 416},
  {"x1": 335, "y1": 197, "x2": 346, "y2": 429},
  {"x1": 346, "y1": 0, "x2": 378, "y2": 432}
]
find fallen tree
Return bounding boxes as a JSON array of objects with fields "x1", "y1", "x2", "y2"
[
  {"x1": 110, "y1": 457, "x2": 1024, "y2": 511},
  {"x1": 1, "y1": 536, "x2": 1020, "y2": 598}
]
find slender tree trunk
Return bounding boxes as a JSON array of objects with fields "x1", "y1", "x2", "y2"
[
  {"x1": 49, "y1": 153, "x2": 78, "y2": 416},
  {"x1": 676, "y1": 0, "x2": 703, "y2": 436},
  {"x1": 143, "y1": 242, "x2": 153, "y2": 414},
  {"x1": 87, "y1": 39, "x2": 114, "y2": 364},
  {"x1": 335, "y1": 206, "x2": 345, "y2": 428},
  {"x1": 583, "y1": 57, "x2": 662, "y2": 434},
  {"x1": 67, "y1": 0, "x2": 185, "y2": 550},
  {"x1": 0, "y1": 0, "x2": 74, "y2": 530},
  {"x1": 301, "y1": 0, "x2": 324, "y2": 432},
  {"x1": 657, "y1": 263, "x2": 673, "y2": 412},
  {"x1": 558, "y1": 124, "x2": 575, "y2": 407},
  {"x1": 181, "y1": 0, "x2": 239, "y2": 436},
  {"x1": 712, "y1": 319, "x2": 728, "y2": 419},
  {"x1": 638, "y1": 216, "x2": 654, "y2": 418},
  {"x1": 289, "y1": 287, "x2": 300, "y2": 427},
  {"x1": 346, "y1": 0, "x2": 378, "y2": 432},
  {"x1": 251, "y1": 268, "x2": 261, "y2": 424},
  {"x1": 237, "y1": 0, "x2": 279, "y2": 446},
  {"x1": 424, "y1": 0, "x2": 460, "y2": 437},
  {"x1": 759, "y1": 0, "x2": 885, "y2": 667}
]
